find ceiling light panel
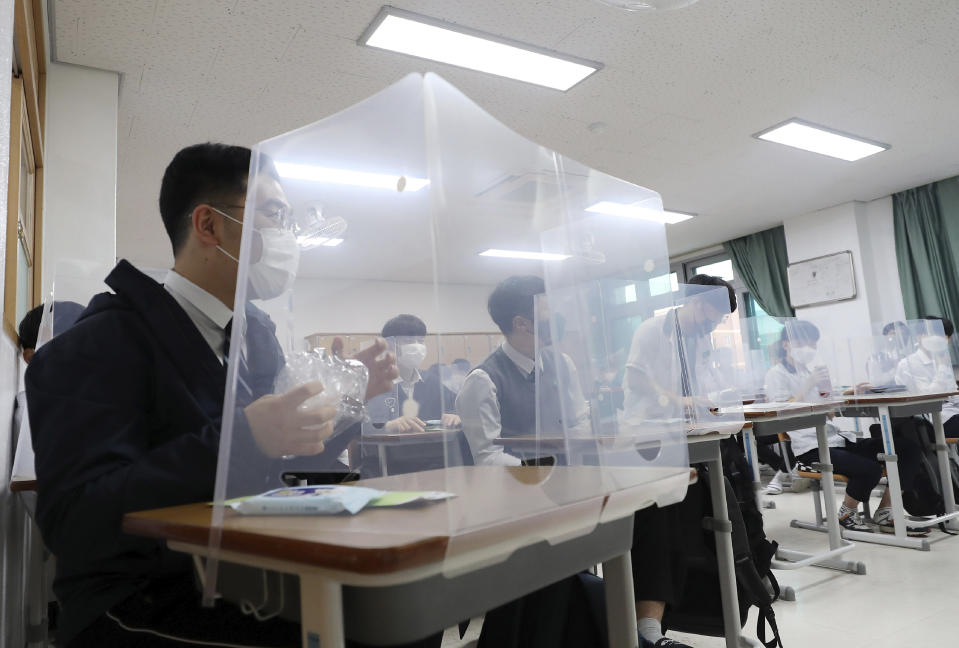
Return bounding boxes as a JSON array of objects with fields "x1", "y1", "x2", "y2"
[
  {"x1": 585, "y1": 201, "x2": 694, "y2": 224},
  {"x1": 479, "y1": 249, "x2": 571, "y2": 261},
  {"x1": 754, "y1": 119, "x2": 889, "y2": 162},
  {"x1": 359, "y1": 8, "x2": 601, "y2": 91}
]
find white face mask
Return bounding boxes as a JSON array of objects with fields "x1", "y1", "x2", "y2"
[
  {"x1": 921, "y1": 336, "x2": 949, "y2": 354},
  {"x1": 397, "y1": 343, "x2": 427, "y2": 375},
  {"x1": 215, "y1": 209, "x2": 300, "y2": 301},
  {"x1": 791, "y1": 346, "x2": 817, "y2": 366}
]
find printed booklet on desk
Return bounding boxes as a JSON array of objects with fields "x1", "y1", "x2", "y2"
[{"x1": 230, "y1": 485, "x2": 455, "y2": 516}]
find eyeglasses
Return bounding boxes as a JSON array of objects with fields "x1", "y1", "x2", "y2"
[{"x1": 212, "y1": 204, "x2": 295, "y2": 229}]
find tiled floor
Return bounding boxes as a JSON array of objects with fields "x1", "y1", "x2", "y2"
[{"x1": 442, "y1": 486, "x2": 959, "y2": 647}]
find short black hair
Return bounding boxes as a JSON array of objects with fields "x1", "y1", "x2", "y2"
[
  {"x1": 487, "y1": 275, "x2": 545, "y2": 335},
  {"x1": 158, "y1": 143, "x2": 253, "y2": 256},
  {"x1": 687, "y1": 274, "x2": 737, "y2": 314},
  {"x1": 17, "y1": 301, "x2": 86, "y2": 349},
  {"x1": 382, "y1": 314, "x2": 427, "y2": 338},
  {"x1": 882, "y1": 321, "x2": 908, "y2": 336},
  {"x1": 775, "y1": 319, "x2": 821, "y2": 368},
  {"x1": 17, "y1": 304, "x2": 44, "y2": 350},
  {"x1": 923, "y1": 315, "x2": 955, "y2": 338}
]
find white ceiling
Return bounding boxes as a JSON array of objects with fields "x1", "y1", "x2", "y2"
[{"x1": 51, "y1": 0, "x2": 959, "y2": 278}]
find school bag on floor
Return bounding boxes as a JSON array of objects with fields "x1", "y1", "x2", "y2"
[
  {"x1": 662, "y1": 438, "x2": 784, "y2": 648},
  {"x1": 881, "y1": 418, "x2": 959, "y2": 524}
]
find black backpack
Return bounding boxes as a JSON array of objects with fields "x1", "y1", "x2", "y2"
[
  {"x1": 663, "y1": 438, "x2": 784, "y2": 648},
  {"x1": 883, "y1": 418, "x2": 959, "y2": 522}
]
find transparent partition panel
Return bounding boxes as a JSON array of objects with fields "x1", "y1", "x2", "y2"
[
  {"x1": 210, "y1": 72, "x2": 686, "y2": 592},
  {"x1": 672, "y1": 284, "x2": 746, "y2": 431},
  {"x1": 759, "y1": 318, "x2": 836, "y2": 403},
  {"x1": 869, "y1": 319, "x2": 955, "y2": 399},
  {"x1": 13, "y1": 260, "x2": 113, "y2": 482},
  {"x1": 736, "y1": 315, "x2": 787, "y2": 403},
  {"x1": 538, "y1": 207, "x2": 690, "y2": 520},
  {"x1": 208, "y1": 73, "x2": 448, "y2": 602}
]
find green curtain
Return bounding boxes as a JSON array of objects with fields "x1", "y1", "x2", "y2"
[
  {"x1": 723, "y1": 226, "x2": 795, "y2": 317},
  {"x1": 893, "y1": 179, "x2": 959, "y2": 324}
]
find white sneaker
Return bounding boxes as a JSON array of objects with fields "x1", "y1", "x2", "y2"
[{"x1": 762, "y1": 481, "x2": 784, "y2": 495}]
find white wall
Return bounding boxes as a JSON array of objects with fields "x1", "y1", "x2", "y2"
[
  {"x1": 41, "y1": 63, "x2": 119, "y2": 296},
  {"x1": 858, "y1": 196, "x2": 906, "y2": 325},
  {"x1": 783, "y1": 197, "x2": 904, "y2": 343}
]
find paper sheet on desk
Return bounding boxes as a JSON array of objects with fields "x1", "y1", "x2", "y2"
[
  {"x1": 724, "y1": 402, "x2": 816, "y2": 414},
  {"x1": 229, "y1": 485, "x2": 455, "y2": 515}
]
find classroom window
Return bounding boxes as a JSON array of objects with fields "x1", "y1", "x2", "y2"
[
  {"x1": 4, "y1": 0, "x2": 46, "y2": 343},
  {"x1": 649, "y1": 272, "x2": 678, "y2": 297},
  {"x1": 689, "y1": 258, "x2": 735, "y2": 282},
  {"x1": 3, "y1": 75, "x2": 42, "y2": 342}
]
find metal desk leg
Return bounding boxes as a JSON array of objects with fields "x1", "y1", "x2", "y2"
[
  {"x1": 931, "y1": 411, "x2": 959, "y2": 531},
  {"x1": 26, "y1": 516, "x2": 48, "y2": 648},
  {"x1": 815, "y1": 421, "x2": 844, "y2": 551},
  {"x1": 704, "y1": 447, "x2": 759, "y2": 648},
  {"x1": 301, "y1": 573, "x2": 345, "y2": 648},
  {"x1": 773, "y1": 420, "x2": 862, "y2": 575},
  {"x1": 602, "y1": 552, "x2": 639, "y2": 648},
  {"x1": 378, "y1": 445, "x2": 389, "y2": 477}
]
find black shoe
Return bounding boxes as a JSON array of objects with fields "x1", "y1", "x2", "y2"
[
  {"x1": 654, "y1": 638, "x2": 694, "y2": 648},
  {"x1": 640, "y1": 637, "x2": 695, "y2": 648}
]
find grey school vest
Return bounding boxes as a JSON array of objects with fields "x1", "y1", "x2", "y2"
[{"x1": 473, "y1": 346, "x2": 568, "y2": 438}]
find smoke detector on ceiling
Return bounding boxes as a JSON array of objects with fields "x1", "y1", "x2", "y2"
[{"x1": 596, "y1": 0, "x2": 700, "y2": 11}]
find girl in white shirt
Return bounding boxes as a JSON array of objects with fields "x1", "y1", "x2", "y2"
[{"x1": 764, "y1": 320, "x2": 924, "y2": 536}]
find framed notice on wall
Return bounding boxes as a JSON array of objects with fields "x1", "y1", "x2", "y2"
[{"x1": 786, "y1": 250, "x2": 857, "y2": 308}]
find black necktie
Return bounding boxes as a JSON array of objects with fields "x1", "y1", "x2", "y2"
[{"x1": 223, "y1": 318, "x2": 233, "y2": 363}]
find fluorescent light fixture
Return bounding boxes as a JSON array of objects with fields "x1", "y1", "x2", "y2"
[
  {"x1": 359, "y1": 7, "x2": 601, "y2": 91},
  {"x1": 479, "y1": 248, "x2": 571, "y2": 261},
  {"x1": 585, "y1": 201, "x2": 695, "y2": 224},
  {"x1": 275, "y1": 161, "x2": 429, "y2": 192},
  {"x1": 298, "y1": 236, "x2": 344, "y2": 250},
  {"x1": 753, "y1": 118, "x2": 889, "y2": 162}
]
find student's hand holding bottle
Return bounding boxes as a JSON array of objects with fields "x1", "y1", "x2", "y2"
[
  {"x1": 245, "y1": 381, "x2": 337, "y2": 457},
  {"x1": 799, "y1": 366, "x2": 831, "y2": 399},
  {"x1": 330, "y1": 336, "x2": 399, "y2": 401}
]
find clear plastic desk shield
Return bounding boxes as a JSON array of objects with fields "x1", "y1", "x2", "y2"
[
  {"x1": 535, "y1": 211, "x2": 691, "y2": 525},
  {"x1": 842, "y1": 319, "x2": 954, "y2": 406},
  {"x1": 735, "y1": 316, "x2": 786, "y2": 403},
  {"x1": 208, "y1": 73, "x2": 687, "y2": 595},
  {"x1": 758, "y1": 317, "x2": 843, "y2": 405},
  {"x1": 12, "y1": 261, "x2": 113, "y2": 482}
]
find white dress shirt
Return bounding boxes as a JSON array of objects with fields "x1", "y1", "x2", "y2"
[
  {"x1": 456, "y1": 341, "x2": 588, "y2": 467},
  {"x1": 764, "y1": 362, "x2": 855, "y2": 458},
  {"x1": 163, "y1": 270, "x2": 233, "y2": 363},
  {"x1": 895, "y1": 349, "x2": 959, "y2": 423}
]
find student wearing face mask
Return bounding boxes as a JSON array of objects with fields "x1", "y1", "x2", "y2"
[
  {"x1": 866, "y1": 321, "x2": 914, "y2": 386},
  {"x1": 379, "y1": 314, "x2": 460, "y2": 433},
  {"x1": 894, "y1": 316, "x2": 959, "y2": 437},
  {"x1": 455, "y1": 275, "x2": 589, "y2": 467},
  {"x1": 765, "y1": 320, "x2": 924, "y2": 536},
  {"x1": 25, "y1": 144, "x2": 413, "y2": 648}
]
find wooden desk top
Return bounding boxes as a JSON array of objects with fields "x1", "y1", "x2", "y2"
[
  {"x1": 840, "y1": 391, "x2": 959, "y2": 405},
  {"x1": 9, "y1": 478, "x2": 36, "y2": 493},
  {"x1": 721, "y1": 401, "x2": 841, "y2": 419},
  {"x1": 496, "y1": 421, "x2": 752, "y2": 451},
  {"x1": 124, "y1": 465, "x2": 688, "y2": 576}
]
